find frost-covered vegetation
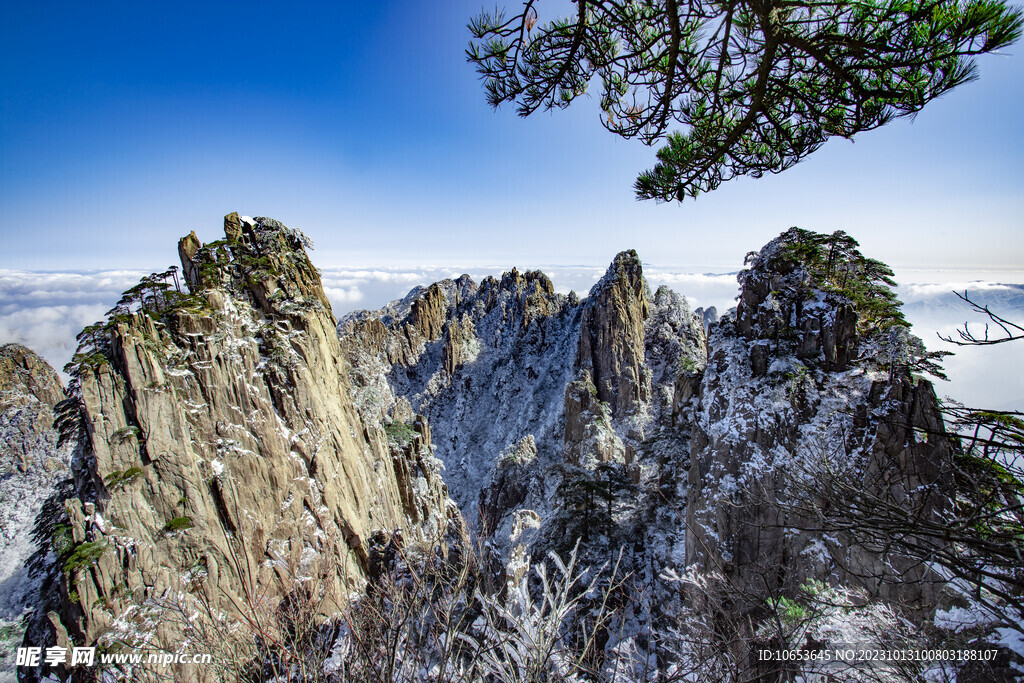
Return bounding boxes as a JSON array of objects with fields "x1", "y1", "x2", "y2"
[
  {"x1": 327, "y1": 230, "x2": 1024, "y2": 680},
  {"x1": 116, "y1": 528, "x2": 1016, "y2": 682},
  {"x1": 756, "y1": 228, "x2": 907, "y2": 331}
]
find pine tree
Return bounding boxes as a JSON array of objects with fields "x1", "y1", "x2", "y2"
[{"x1": 468, "y1": 0, "x2": 1022, "y2": 200}]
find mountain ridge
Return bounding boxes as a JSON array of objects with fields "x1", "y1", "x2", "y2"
[{"x1": 6, "y1": 215, "x2": 1019, "y2": 680}]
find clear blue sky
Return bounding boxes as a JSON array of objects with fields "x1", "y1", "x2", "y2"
[{"x1": 2, "y1": 0, "x2": 1022, "y2": 273}]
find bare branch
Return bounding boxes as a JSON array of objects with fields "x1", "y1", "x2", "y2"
[{"x1": 939, "y1": 290, "x2": 1024, "y2": 345}]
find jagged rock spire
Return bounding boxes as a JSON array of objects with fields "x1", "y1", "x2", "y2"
[{"x1": 577, "y1": 250, "x2": 650, "y2": 418}]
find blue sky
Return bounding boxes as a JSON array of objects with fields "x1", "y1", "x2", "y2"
[{"x1": 1, "y1": 0, "x2": 1022, "y2": 274}]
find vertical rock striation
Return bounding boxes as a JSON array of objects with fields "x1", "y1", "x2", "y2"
[
  {"x1": 576, "y1": 250, "x2": 651, "y2": 418},
  {"x1": 341, "y1": 265, "x2": 581, "y2": 547},
  {"x1": 23, "y1": 215, "x2": 453, "y2": 680},
  {"x1": 10, "y1": 219, "x2": 976, "y2": 680}
]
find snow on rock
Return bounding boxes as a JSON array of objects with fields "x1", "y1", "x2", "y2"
[
  {"x1": 0, "y1": 344, "x2": 71, "y2": 677},
  {"x1": 339, "y1": 251, "x2": 707, "y2": 584},
  {"x1": 19, "y1": 214, "x2": 456, "y2": 682},
  {"x1": 341, "y1": 267, "x2": 584, "y2": 546},
  {"x1": 686, "y1": 228, "x2": 959, "y2": 665}
]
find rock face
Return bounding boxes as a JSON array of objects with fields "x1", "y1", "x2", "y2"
[
  {"x1": 340, "y1": 227, "x2": 968, "y2": 675},
  {"x1": 0, "y1": 345, "x2": 70, "y2": 676},
  {"x1": 576, "y1": 251, "x2": 650, "y2": 418},
  {"x1": 341, "y1": 266, "x2": 584, "y2": 549},
  {"x1": 23, "y1": 215, "x2": 453, "y2": 680},
  {"x1": 0, "y1": 345, "x2": 65, "y2": 408},
  {"x1": 340, "y1": 251, "x2": 707, "y2": 563},
  {"x1": 0, "y1": 345, "x2": 66, "y2": 475},
  {"x1": 685, "y1": 228, "x2": 954, "y2": 659}
]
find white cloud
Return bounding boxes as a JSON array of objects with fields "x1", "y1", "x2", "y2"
[
  {"x1": 0, "y1": 304, "x2": 109, "y2": 379},
  {"x1": 900, "y1": 287, "x2": 1024, "y2": 411},
  {"x1": 1, "y1": 267, "x2": 1020, "y2": 411},
  {"x1": 643, "y1": 269, "x2": 741, "y2": 312},
  {"x1": 0, "y1": 270, "x2": 150, "y2": 380},
  {"x1": 323, "y1": 286, "x2": 365, "y2": 304},
  {"x1": 898, "y1": 281, "x2": 1017, "y2": 303}
]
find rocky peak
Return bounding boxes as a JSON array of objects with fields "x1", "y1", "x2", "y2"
[
  {"x1": 687, "y1": 228, "x2": 953, "y2": 658},
  {"x1": 475, "y1": 267, "x2": 559, "y2": 327},
  {"x1": 11, "y1": 220, "x2": 1005, "y2": 680},
  {"x1": 178, "y1": 212, "x2": 331, "y2": 313},
  {"x1": 409, "y1": 283, "x2": 449, "y2": 342},
  {"x1": 0, "y1": 344, "x2": 64, "y2": 408},
  {"x1": 23, "y1": 214, "x2": 454, "y2": 678},
  {"x1": 340, "y1": 248, "x2": 704, "y2": 561},
  {"x1": 577, "y1": 250, "x2": 651, "y2": 418},
  {"x1": 339, "y1": 275, "x2": 478, "y2": 376},
  {"x1": 735, "y1": 227, "x2": 906, "y2": 373},
  {"x1": 340, "y1": 263, "x2": 576, "y2": 529}
]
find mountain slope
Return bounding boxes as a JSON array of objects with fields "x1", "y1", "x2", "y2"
[
  {"x1": 0, "y1": 345, "x2": 70, "y2": 678},
  {"x1": 337, "y1": 228, "x2": 1018, "y2": 679},
  {"x1": 21, "y1": 215, "x2": 454, "y2": 681},
  {"x1": 340, "y1": 252, "x2": 706, "y2": 562}
]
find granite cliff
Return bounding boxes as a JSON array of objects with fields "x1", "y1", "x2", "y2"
[
  {"x1": 684, "y1": 229, "x2": 960, "y2": 671},
  {"x1": 338, "y1": 227, "x2": 1009, "y2": 678},
  {"x1": 340, "y1": 250, "x2": 704, "y2": 575},
  {"x1": 21, "y1": 215, "x2": 453, "y2": 681}
]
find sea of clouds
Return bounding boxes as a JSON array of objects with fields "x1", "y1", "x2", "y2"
[{"x1": 2, "y1": 266, "x2": 1020, "y2": 410}]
